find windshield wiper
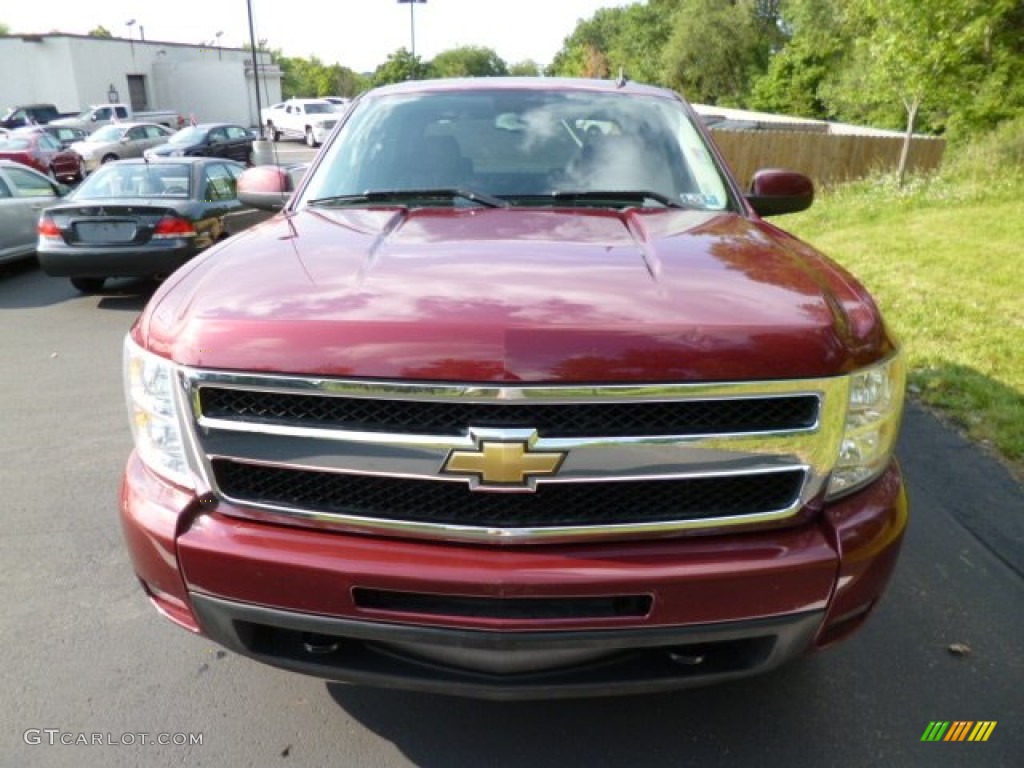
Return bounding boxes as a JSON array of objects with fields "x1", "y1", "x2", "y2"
[
  {"x1": 546, "y1": 190, "x2": 689, "y2": 209},
  {"x1": 308, "y1": 188, "x2": 509, "y2": 209}
]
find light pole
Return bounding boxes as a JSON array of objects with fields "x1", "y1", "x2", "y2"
[
  {"x1": 215, "y1": 30, "x2": 224, "y2": 60},
  {"x1": 396, "y1": 0, "x2": 427, "y2": 59},
  {"x1": 246, "y1": 0, "x2": 267, "y2": 152}
]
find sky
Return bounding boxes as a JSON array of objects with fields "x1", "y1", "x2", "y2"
[{"x1": 1, "y1": 0, "x2": 637, "y2": 73}]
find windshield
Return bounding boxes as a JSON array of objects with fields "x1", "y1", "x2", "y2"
[
  {"x1": 169, "y1": 126, "x2": 206, "y2": 145},
  {"x1": 300, "y1": 88, "x2": 732, "y2": 211},
  {"x1": 73, "y1": 164, "x2": 192, "y2": 199},
  {"x1": 87, "y1": 125, "x2": 125, "y2": 143}
]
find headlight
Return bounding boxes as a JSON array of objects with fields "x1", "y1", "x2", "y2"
[
  {"x1": 123, "y1": 337, "x2": 193, "y2": 489},
  {"x1": 827, "y1": 352, "x2": 906, "y2": 498}
]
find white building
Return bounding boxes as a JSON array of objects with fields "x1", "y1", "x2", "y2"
[{"x1": 0, "y1": 33, "x2": 282, "y2": 128}]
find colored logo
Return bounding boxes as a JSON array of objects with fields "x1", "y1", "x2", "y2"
[
  {"x1": 442, "y1": 431, "x2": 566, "y2": 489},
  {"x1": 921, "y1": 721, "x2": 996, "y2": 742}
]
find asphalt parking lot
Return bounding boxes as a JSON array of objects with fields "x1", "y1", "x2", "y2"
[{"x1": 1, "y1": 238, "x2": 1021, "y2": 766}]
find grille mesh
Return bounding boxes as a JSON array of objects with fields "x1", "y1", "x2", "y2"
[
  {"x1": 212, "y1": 460, "x2": 804, "y2": 528},
  {"x1": 199, "y1": 388, "x2": 818, "y2": 437}
]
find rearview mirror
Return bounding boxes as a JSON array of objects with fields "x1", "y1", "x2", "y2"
[
  {"x1": 237, "y1": 165, "x2": 294, "y2": 211},
  {"x1": 745, "y1": 169, "x2": 814, "y2": 217}
]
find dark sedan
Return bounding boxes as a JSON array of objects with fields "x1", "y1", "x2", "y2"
[
  {"x1": 37, "y1": 157, "x2": 251, "y2": 293},
  {"x1": 144, "y1": 123, "x2": 255, "y2": 165}
]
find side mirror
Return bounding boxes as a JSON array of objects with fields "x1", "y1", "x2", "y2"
[
  {"x1": 90, "y1": 114, "x2": 98, "y2": 122},
  {"x1": 746, "y1": 169, "x2": 814, "y2": 217},
  {"x1": 237, "y1": 165, "x2": 294, "y2": 211}
]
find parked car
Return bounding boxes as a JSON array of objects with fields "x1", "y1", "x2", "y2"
[
  {"x1": 120, "y1": 77, "x2": 909, "y2": 699},
  {"x1": 37, "y1": 157, "x2": 251, "y2": 293},
  {"x1": 20, "y1": 124, "x2": 91, "y2": 149},
  {"x1": 0, "y1": 131, "x2": 83, "y2": 183},
  {"x1": 0, "y1": 160, "x2": 67, "y2": 264},
  {"x1": 70, "y1": 122, "x2": 174, "y2": 174},
  {"x1": 144, "y1": 123, "x2": 255, "y2": 164},
  {"x1": 0, "y1": 103, "x2": 75, "y2": 129},
  {"x1": 260, "y1": 98, "x2": 339, "y2": 146}
]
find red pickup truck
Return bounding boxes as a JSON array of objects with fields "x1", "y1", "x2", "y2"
[{"x1": 121, "y1": 77, "x2": 907, "y2": 699}]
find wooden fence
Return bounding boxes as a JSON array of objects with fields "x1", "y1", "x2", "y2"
[{"x1": 708, "y1": 129, "x2": 946, "y2": 188}]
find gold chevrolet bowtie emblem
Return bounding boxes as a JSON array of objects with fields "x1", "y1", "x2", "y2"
[{"x1": 442, "y1": 434, "x2": 566, "y2": 489}]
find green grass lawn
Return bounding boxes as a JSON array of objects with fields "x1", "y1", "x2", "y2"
[{"x1": 781, "y1": 154, "x2": 1024, "y2": 473}]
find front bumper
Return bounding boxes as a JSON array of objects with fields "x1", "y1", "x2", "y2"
[
  {"x1": 311, "y1": 124, "x2": 334, "y2": 143},
  {"x1": 121, "y1": 455, "x2": 907, "y2": 698}
]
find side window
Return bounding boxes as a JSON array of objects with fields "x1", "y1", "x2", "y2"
[
  {"x1": 226, "y1": 126, "x2": 248, "y2": 140},
  {"x1": 144, "y1": 126, "x2": 164, "y2": 139},
  {"x1": 39, "y1": 134, "x2": 62, "y2": 151},
  {"x1": 115, "y1": 106, "x2": 129, "y2": 119},
  {"x1": 209, "y1": 128, "x2": 228, "y2": 143},
  {"x1": 95, "y1": 108, "x2": 110, "y2": 121},
  {"x1": 127, "y1": 127, "x2": 147, "y2": 140},
  {"x1": 0, "y1": 176, "x2": 12, "y2": 197},
  {"x1": 6, "y1": 166, "x2": 56, "y2": 197},
  {"x1": 202, "y1": 164, "x2": 236, "y2": 201}
]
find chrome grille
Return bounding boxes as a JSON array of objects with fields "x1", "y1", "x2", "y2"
[
  {"x1": 212, "y1": 460, "x2": 805, "y2": 528},
  {"x1": 199, "y1": 388, "x2": 819, "y2": 437},
  {"x1": 180, "y1": 373, "x2": 849, "y2": 544}
]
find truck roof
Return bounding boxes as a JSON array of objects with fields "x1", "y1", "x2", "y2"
[{"x1": 367, "y1": 76, "x2": 685, "y2": 102}]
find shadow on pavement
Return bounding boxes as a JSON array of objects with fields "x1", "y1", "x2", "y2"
[
  {"x1": 0, "y1": 262, "x2": 157, "y2": 310},
  {"x1": 326, "y1": 662, "x2": 826, "y2": 768}
]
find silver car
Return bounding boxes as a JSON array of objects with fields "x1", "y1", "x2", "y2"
[
  {"x1": 71, "y1": 122, "x2": 173, "y2": 173},
  {"x1": 0, "y1": 160, "x2": 66, "y2": 264}
]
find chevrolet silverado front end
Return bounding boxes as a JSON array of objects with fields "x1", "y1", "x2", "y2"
[{"x1": 120, "y1": 78, "x2": 907, "y2": 699}]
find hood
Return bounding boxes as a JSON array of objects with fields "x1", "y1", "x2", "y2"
[{"x1": 140, "y1": 206, "x2": 892, "y2": 382}]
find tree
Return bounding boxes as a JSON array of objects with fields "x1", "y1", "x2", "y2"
[
  {"x1": 829, "y1": 0, "x2": 1015, "y2": 182},
  {"x1": 660, "y1": 0, "x2": 784, "y2": 105},
  {"x1": 749, "y1": 0, "x2": 847, "y2": 118},
  {"x1": 0, "y1": 22, "x2": 10, "y2": 36},
  {"x1": 429, "y1": 46, "x2": 507, "y2": 78},
  {"x1": 88, "y1": 25, "x2": 112, "y2": 38},
  {"x1": 371, "y1": 48, "x2": 428, "y2": 87},
  {"x1": 329, "y1": 65, "x2": 370, "y2": 98},
  {"x1": 547, "y1": 4, "x2": 675, "y2": 84},
  {"x1": 508, "y1": 59, "x2": 541, "y2": 77}
]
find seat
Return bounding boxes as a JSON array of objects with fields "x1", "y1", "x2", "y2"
[{"x1": 402, "y1": 135, "x2": 473, "y2": 189}]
